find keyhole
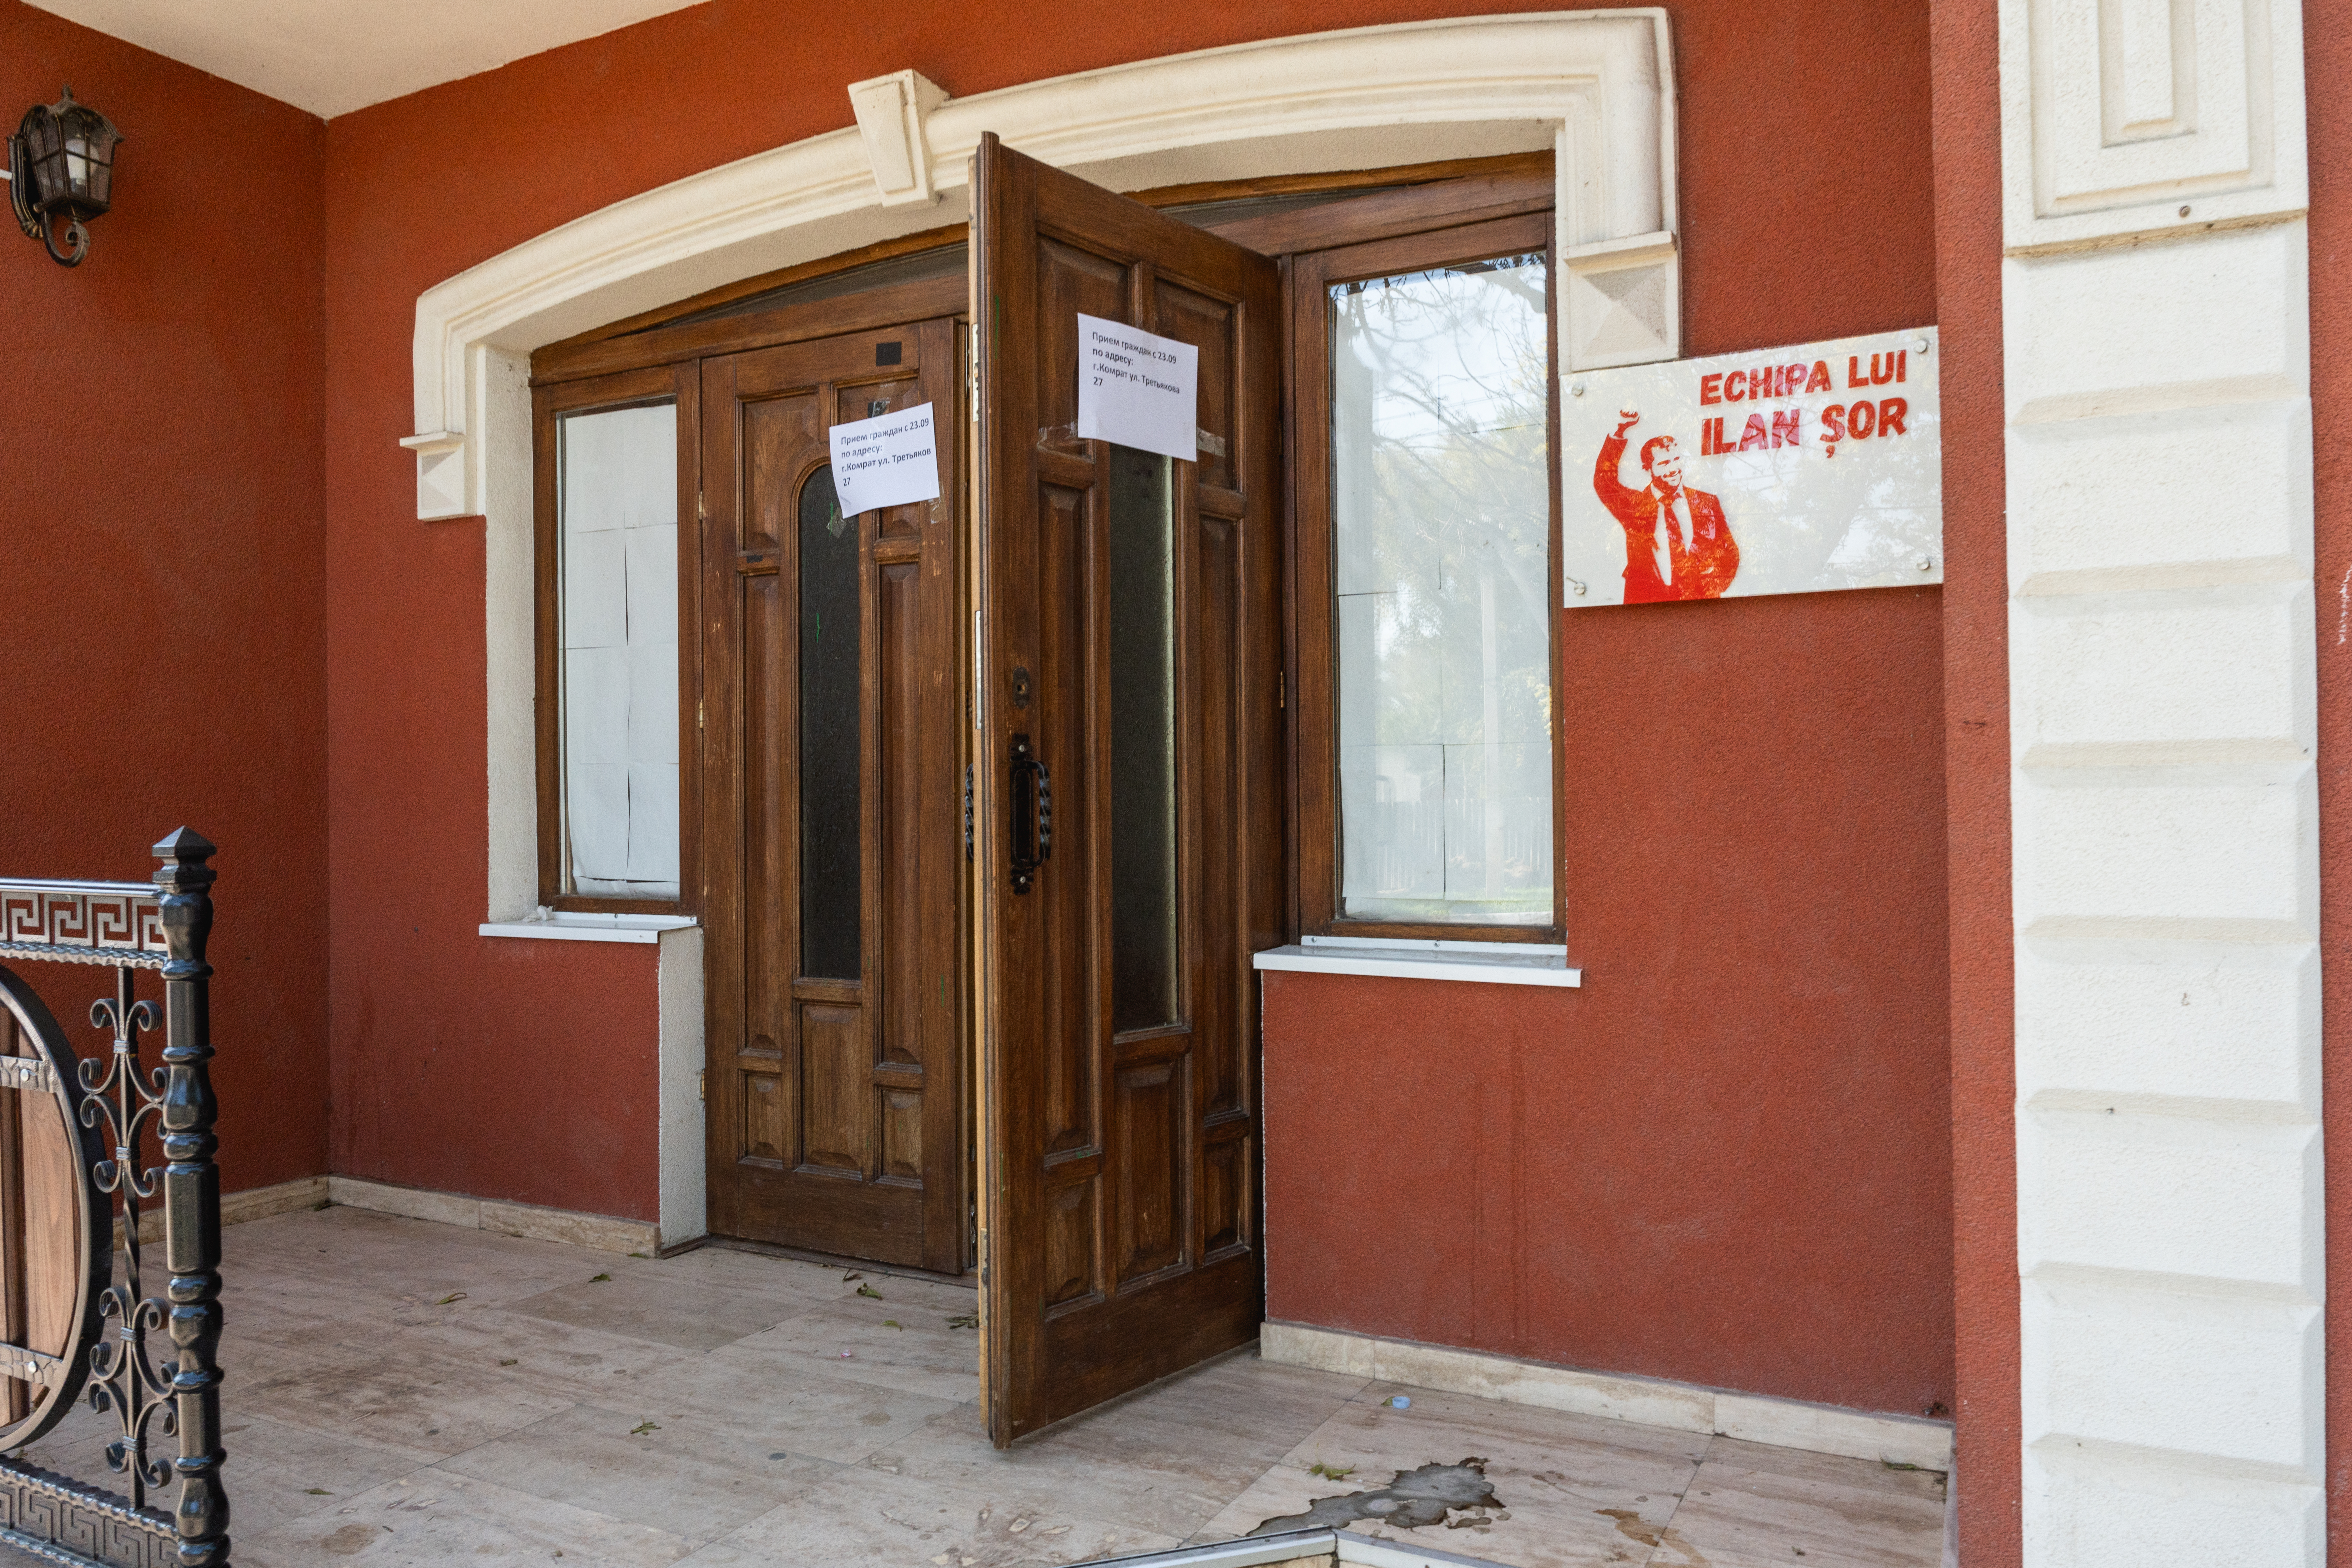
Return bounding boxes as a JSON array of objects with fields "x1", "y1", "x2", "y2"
[{"x1": 1010, "y1": 666, "x2": 1032, "y2": 710}]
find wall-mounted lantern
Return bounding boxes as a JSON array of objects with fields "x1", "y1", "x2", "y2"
[{"x1": 7, "y1": 87, "x2": 122, "y2": 267}]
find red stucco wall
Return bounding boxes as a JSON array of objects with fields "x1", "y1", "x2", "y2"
[
  {"x1": 1928, "y1": 0, "x2": 2016, "y2": 1555},
  {"x1": 0, "y1": 2, "x2": 328, "y2": 1196},
  {"x1": 1263, "y1": 4, "x2": 1952, "y2": 1419},
  {"x1": 321, "y1": 0, "x2": 1956, "y2": 1418}
]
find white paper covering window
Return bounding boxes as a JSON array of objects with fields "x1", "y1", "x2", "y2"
[
  {"x1": 558, "y1": 403, "x2": 679, "y2": 900},
  {"x1": 1331, "y1": 256, "x2": 1553, "y2": 925}
]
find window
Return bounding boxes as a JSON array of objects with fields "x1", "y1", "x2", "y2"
[
  {"x1": 532, "y1": 364, "x2": 699, "y2": 912},
  {"x1": 1292, "y1": 204, "x2": 1563, "y2": 939}
]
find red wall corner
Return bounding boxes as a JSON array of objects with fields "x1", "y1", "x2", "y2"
[
  {"x1": 1929, "y1": 0, "x2": 2018, "y2": 1558},
  {"x1": 0, "y1": 0, "x2": 329, "y2": 1197}
]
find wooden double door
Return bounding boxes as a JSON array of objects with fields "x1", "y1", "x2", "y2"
[
  {"x1": 972, "y1": 139, "x2": 1284, "y2": 1442},
  {"x1": 699, "y1": 140, "x2": 1283, "y2": 1444},
  {"x1": 701, "y1": 317, "x2": 970, "y2": 1275}
]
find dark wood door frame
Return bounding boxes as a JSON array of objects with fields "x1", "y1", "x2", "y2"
[{"x1": 700, "y1": 317, "x2": 969, "y2": 1274}]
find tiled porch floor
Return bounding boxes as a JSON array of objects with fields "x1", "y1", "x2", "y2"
[{"x1": 16, "y1": 1207, "x2": 1947, "y2": 1566}]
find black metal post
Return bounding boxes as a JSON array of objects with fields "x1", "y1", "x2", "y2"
[{"x1": 152, "y1": 831, "x2": 225, "y2": 1568}]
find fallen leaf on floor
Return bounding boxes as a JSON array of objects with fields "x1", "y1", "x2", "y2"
[
  {"x1": 947, "y1": 1314, "x2": 979, "y2": 1329},
  {"x1": 857, "y1": 1283, "x2": 882, "y2": 1299},
  {"x1": 882, "y1": 1320, "x2": 903, "y2": 1329},
  {"x1": 629, "y1": 1252, "x2": 650, "y2": 1259},
  {"x1": 931, "y1": 1556, "x2": 951, "y2": 1565},
  {"x1": 844, "y1": 1270, "x2": 864, "y2": 1282},
  {"x1": 1309, "y1": 1463, "x2": 1355, "y2": 1480},
  {"x1": 304, "y1": 1488, "x2": 330, "y2": 1495},
  {"x1": 1042, "y1": 1526, "x2": 1068, "y2": 1537},
  {"x1": 629, "y1": 1421, "x2": 658, "y2": 1436},
  {"x1": 1009, "y1": 1520, "x2": 1029, "y2": 1533},
  {"x1": 498, "y1": 1358, "x2": 518, "y2": 1366},
  {"x1": 433, "y1": 1292, "x2": 465, "y2": 1305},
  {"x1": 590, "y1": 1273, "x2": 612, "y2": 1283}
]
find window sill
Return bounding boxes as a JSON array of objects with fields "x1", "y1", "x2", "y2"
[
  {"x1": 1252, "y1": 935, "x2": 1580, "y2": 988},
  {"x1": 479, "y1": 911, "x2": 699, "y2": 944}
]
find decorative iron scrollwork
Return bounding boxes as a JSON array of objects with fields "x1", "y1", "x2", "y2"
[{"x1": 0, "y1": 831, "x2": 227, "y2": 1568}]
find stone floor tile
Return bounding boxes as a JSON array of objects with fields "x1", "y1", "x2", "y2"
[
  {"x1": 863, "y1": 1400, "x2": 1267, "y2": 1542},
  {"x1": 723, "y1": 1302, "x2": 979, "y2": 1402},
  {"x1": 630, "y1": 1346, "x2": 964, "y2": 1466},
  {"x1": 1664, "y1": 1435, "x2": 1948, "y2": 1568},
  {"x1": 216, "y1": 1410, "x2": 431, "y2": 1537},
  {"x1": 56, "y1": 1207, "x2": 1949, "y2": 1568},
  {"x1": 436, "y1": 1402, "x2": 840, "y2": 1547},
  {"x1": 231, "y1": 1332, "x2": 578, "y2": 1460},
  {"x1": 238, "y1": 1468, "x2": 690, "y2": 1567},
  {"x1": 676, "y1": 1461, "x2": 1180, "y2": 1568},
  {"x1": 502, "y1": 1271, "x2": 804, "y2": 1353}
]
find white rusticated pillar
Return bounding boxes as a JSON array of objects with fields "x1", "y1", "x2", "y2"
[{"x1": 1998, "y1": 1, "x2": 2318, "y2": 1561}]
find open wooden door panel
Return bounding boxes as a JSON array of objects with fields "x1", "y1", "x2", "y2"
[{"x1": 973, "y1": 135, "x2": 1284, "y2": 1444}]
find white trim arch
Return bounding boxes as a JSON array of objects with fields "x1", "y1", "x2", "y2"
[{"x1": 407, "y1": 9, "x2": 1682, "y2": 930}]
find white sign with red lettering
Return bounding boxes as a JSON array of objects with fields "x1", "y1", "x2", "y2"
[{"x1": 1560, "y1": 326, "x2": 1940, "y2": 607}]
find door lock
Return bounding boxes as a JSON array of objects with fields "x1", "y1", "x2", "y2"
[{"x1": 1009, "y1": 734, "x2": 1052, "y2": 894}]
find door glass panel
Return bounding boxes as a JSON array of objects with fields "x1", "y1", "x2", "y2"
[
  {"x1": 556, "y1": 400, "x2": 679, "y2": 900},
  {"x1": 799, "y1": 463, "x2": 862, "y2": 979},
  {"x1": 1108, "y1": 444, "x2": 1179, "y2": 1032},
  {"x1": 1330, "y1": 253, "x2": 1553, "y2": 925}
]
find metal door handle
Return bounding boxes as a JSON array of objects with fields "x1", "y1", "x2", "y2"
[{"x1": 1009, "y1": 734, "x2": 1051, "y2": 894}]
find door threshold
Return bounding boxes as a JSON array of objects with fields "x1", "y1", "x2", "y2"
[
  {"x1": 1087, "y1": 1527, "x2": 1507, "y2": 1568},
  {"x1": 702, "y1": 1232, "x2": 973, "y2": 1287}
]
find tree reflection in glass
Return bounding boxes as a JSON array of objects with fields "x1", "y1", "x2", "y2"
[{"x1": 1331, "y1": 253, "x2": 1552, "y2": 925}]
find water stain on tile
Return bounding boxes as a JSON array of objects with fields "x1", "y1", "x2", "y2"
[
  {"x1": 1249, "y1": 1458, "x2": 1500, "y2": 1534},
  {"x1": 1598, "y1": 1506, "x2": 1713, "y2": 1566}
]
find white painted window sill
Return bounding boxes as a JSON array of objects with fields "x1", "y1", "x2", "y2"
[
  {"x1": 479, "y1": 911, "x2": 698, "y2": 944},
  {"x1": 1252, "y1": 935, "x2": 1580, "y2": 988}
]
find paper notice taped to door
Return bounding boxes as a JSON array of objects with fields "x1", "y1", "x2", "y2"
[
  {"x1": 1075, "y1": 314, "x2": 1198, "y2": 461},
  {"x1": 829, "y1": 402, "x2": 943, "y2": 516}
]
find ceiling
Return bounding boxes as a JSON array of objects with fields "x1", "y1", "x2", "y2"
[{"x1": 26, "y1": 0, "x2": 711, "y2": 118}]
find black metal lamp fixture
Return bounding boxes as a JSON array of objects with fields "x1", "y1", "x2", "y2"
[{"x1": 7, "y1": 86, "x2": 122, "y2": 267}]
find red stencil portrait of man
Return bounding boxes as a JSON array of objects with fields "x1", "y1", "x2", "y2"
[{"x1": 1591, "y1": 409, "x2": 1740, "y2": 602}]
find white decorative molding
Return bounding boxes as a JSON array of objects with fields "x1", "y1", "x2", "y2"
[
  {"x1": 1561, "y1": 230, "x2": 1677, "y2": 370},
  {"x1": 408, "y1": 10, "x2": 1679, "y2": 523},
  {"x1": 1262, "y1": 1322, "x2": 1954, "y2": 1470},
  {"x1": 2000, "y1": 0, "x2": 2320, "y2": 1556},
  {"x1": 847, "y1": 69, "x2": 950, "y2": 207},
  {"x1": 398, "y1": 429, "x2": 466, "y2": 523},
  {"x1": 2002, "y1": 0, "x2": 2307, "y2": 251}
]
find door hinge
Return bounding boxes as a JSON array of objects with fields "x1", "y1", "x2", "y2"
[
  {"x1": 698, "y1": 699, "x2": 705, "y2": 731},
  {"x1": 1278, "y1": 670, "x2": 1285, "y2": 709},
  {"x1": 969, "y1": 321, "x2": 980, "y2": 422},
  {"x1": 696, "y1": 490, "x2": 706, "y2": 521},
  {"x1": 697, "y1": 1070, "x2": 706, "y2": 1103}
]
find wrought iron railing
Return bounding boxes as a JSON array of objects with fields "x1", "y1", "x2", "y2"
[{"x1": 0, "y1": 831, "x2": 226, "y2": 1567}]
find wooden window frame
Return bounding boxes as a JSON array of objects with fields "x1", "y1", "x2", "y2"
[
  {"x1": 522, "y1": 154, "x2": 1561, "y2": 934},
  {"x1": 530, "y1": 362, "x2": 705, "y2": 915},
  {"x1": 1285, "y1": 207, "x2": 1568, "y2": 945}
]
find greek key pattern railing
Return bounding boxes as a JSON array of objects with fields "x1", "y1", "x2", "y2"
[
  {"x1": 0, "y1": 883, "x2": 168, "y2": 971},
  {"x1": 0, "y1": 832, "x2": 227, "y2": 1568}
]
